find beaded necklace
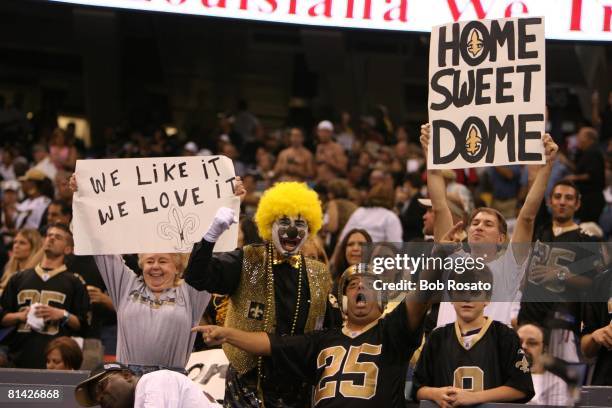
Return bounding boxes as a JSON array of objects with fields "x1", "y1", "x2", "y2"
[{"x1": 257, "y1": 241, "x2": 304, "y2": 387}]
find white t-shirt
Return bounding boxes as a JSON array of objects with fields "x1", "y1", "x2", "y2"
[
  {"x1": 436, "y1": 244, "x2": 528, "y2": 327},
  {"x1": 339, "y1": 207, "x2": 403, "y2": 243},
  {"x1": 134, "y1": 370, "x2": 219, "y2": 408},
  {"x1": 529, "y1": 372, "x2": 568, "y2": 406}
]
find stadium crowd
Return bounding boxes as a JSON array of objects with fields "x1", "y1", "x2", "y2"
[{"x1": 0, "y1": 91, "x2": 611, "y2": 407}]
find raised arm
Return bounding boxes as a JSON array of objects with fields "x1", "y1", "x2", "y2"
[
  {"x1": 184, "y1": 207, "x2": 242, "y2": 295},
  {"x1": 511, "y1": 133, "x2": 557, "y2": 263},
  {"x1": 93, "y1": 254, "x2": 138, "y2": 307},
  {"x1": 405, "y1": 228, "x2": 463, "y2": 331},
  {"x1": 192, "y1": 325, "x2": 272, "y2": 356},
  {"x1": 420, "y1": 124, "x2": 453, "y2": 242}
]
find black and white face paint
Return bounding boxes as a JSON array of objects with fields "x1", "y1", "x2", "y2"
[{"x1": 272, "y1": 215, "x2": 309, "y2": 256}]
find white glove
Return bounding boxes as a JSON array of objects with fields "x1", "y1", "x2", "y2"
[
  {"x1": 204, "y1": 207, "x2": 236, "y2": 243},
  {"x1": 27, "y1": 303, "x2": 45, "y2": 333}
]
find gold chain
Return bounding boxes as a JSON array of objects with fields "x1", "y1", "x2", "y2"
[
  {"x1": 290, "y1": 255, "x2": 303, "y2": 336},
  {"x1": 257, "y1": 242, "x2": 303, "y2": 386}
]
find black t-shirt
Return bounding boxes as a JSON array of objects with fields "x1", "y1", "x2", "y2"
[
  {"x1": 413, "y1": 319, "x2": 534, "y2": 403},
  {"x1": 66, "y1": 254, "x2": 117, "y2": 338},
  {"x1": 582, "y1": 302, "x2": 612, "y2": 385},
  {"x1": 0, "y1": 267, "x2": 90, "y2": 368},
  {"x1": 519, "y1": 226, "x2": 600, "y2": 332},
  {"x1": 269, "y1": 300, "x2": 421, "y2": 408}
]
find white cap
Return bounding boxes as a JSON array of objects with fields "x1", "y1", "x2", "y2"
[
  {"x1": 417, "y1": 198, "x2": 432, "y2": 207},
  {"x1": 317, "y1": 120, "x2": 334, "y2": 131}
]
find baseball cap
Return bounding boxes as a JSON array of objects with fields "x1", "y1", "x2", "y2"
[
  {"x1": 418, "y1": 195, "x2": 466, "y2": 221},
  {"x1": 317, "y1": 120, "x2": 334, "y2": 131},
  {"x1": 74, "y1": 362, "x2": 132, "y2": 407},
  {"x1": 18, "y1": 168, "x2": 47, "y2": 182}
]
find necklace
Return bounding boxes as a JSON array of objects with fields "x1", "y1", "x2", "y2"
[{"x1": 258, "y1": 242, "x2": 303, "y2": 383}]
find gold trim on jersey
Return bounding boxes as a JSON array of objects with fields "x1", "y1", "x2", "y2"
[
  {"x1": 454, "y1": 317, "x2": 493, "y2": 350},
  {"x1": 34, "y1": 264, "x2": 67, "y2": 281},
  {"x1": 341, "y1": 318, "x2": 381, "y2": 339},
  {"x1": 223, "y1": 244, "x2": 331, "y2": 375}
]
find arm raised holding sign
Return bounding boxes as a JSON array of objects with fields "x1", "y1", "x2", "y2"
[
  {"x1": 420, "y1": 124, "x2": 556, "y2": 261},
  {"x1": 184, "y1": 181, "x2": 333, "y2": 406},
  {"x1": 511, "y1": 133, "x2": 557, "y2": 259},
  {"x1": 69, "y1": 173, "x2": 245, "y2": 372},
  {"x1": 421, "y1": 125, "x2": 556, "y2": 328},
  {"x1": 420, "y1": 124, "x2": 456, "y2": 244}
]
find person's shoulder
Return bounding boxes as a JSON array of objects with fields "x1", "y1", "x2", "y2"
[
  {"x1": 332, "y1": 141, "x2": 345, "y2": 151},
  {"x1": 144, "y1": 369, "x2": 185, "y2": 380},
  {"x1": 10, "y1": 268, "x2": 35, "y2": 282},
  {"x1": 303, "y1": 256, "x2": 326, "y2": 270},
  {"x1": 429, "y1": 323, "x2": 453, "y2": 341},
  {"x1": 488, "y1": 320, "x2": 520, "y2": 343},
  {"x1": 69, "y1": 272, "x2": 87, "y2": 286},
  {"x1": 490, "y1": 320, "x2": 515, "y2": 333}
]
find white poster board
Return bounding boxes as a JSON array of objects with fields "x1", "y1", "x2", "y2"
[
  {"x1": 428, "y1": 16, "x2": 546, "y2": 169},
  {"x1": 186, "y1": 349, "x2": 229, "y2": 403},
  {"x1": 73, "y1": 156, "x2": 239, "y2": 255}
]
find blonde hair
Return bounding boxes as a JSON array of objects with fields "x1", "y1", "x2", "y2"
[
  {"x1": 254, "y1": 182, "x2": 323, "y2": 241},
  {"x1": 137, "y1": 253, "x2": 189, "y2": 282},
  {"x1": 1, "y1": 229, "x2": 43, "y2": 290},
  {"x1": 301, "y1": 236, "x2": 329, "y2": 266}
]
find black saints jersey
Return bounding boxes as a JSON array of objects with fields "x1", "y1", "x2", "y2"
[
  {"x1": 269, "y1": 300, "x2": 421, "y2": 408},
  {"x1": 412, "y1": 319, "x2": 534, "y2": 403},
  {"x1": 520, "y1": 225, "x2": 601, "y2": 332},
  {"x1": 0, "y1": 266, "x2": 90, "y2": 368}
]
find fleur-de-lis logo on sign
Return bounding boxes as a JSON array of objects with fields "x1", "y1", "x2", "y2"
[
  {"x1": 467, "y1": 28, "x2": 484, "y2": 58},
  {"x1": 157, "y1": 206, "x2": 200, "y2": 251},
  {"x1": 465, "y1": 125, "x2": 482, "y2": 156}
]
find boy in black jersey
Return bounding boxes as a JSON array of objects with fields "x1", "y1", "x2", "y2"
[
  {"x1": 193, "y1": 264, "x2": 428, "y2": 408},
  {"x1": 413, "y1": 267, "x2": 534, "y2": 407}
]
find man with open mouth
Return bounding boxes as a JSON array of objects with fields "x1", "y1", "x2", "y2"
[
  {"x1": 193, "y1": 263, "x2": 430, "y2": 408},
  {"x1": 184, "y1": 181, "x2": 333, "y2": 407}
]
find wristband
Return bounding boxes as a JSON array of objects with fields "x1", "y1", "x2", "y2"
[{"x1": 60, "y1": 311, "x2": 71, "y2": 327}]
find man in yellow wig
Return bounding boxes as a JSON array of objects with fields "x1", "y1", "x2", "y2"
[{"x1": 185, "y1": 181, "x2": 332, "y2": 407}]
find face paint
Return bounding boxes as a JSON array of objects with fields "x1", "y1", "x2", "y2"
[{"x1": 272, "y1": 215, "x2": 309, "y2": 256}]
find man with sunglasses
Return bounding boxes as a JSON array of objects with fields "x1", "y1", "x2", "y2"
[{"x1": 74, "y1": 362, "x2": 219, "y2": 408}]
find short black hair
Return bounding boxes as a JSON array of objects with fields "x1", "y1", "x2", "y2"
[
  {"x1": 550, "y1": 180, "x2": 581, "y2": 201},
  {"x1": 50, "y1": 199, "x2": 73, "y2": 218},
  {"x1": 403, "y1": 172, "x2": 423, "y2": 189}
]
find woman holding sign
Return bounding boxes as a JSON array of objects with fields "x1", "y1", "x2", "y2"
[{"x1": 70, "y1": 174, "x2": 246, "y2": 376}]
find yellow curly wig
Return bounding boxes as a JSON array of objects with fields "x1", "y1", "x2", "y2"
[{"x1": 255, "y1": 182, "x2": 322, "y2": 241}]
